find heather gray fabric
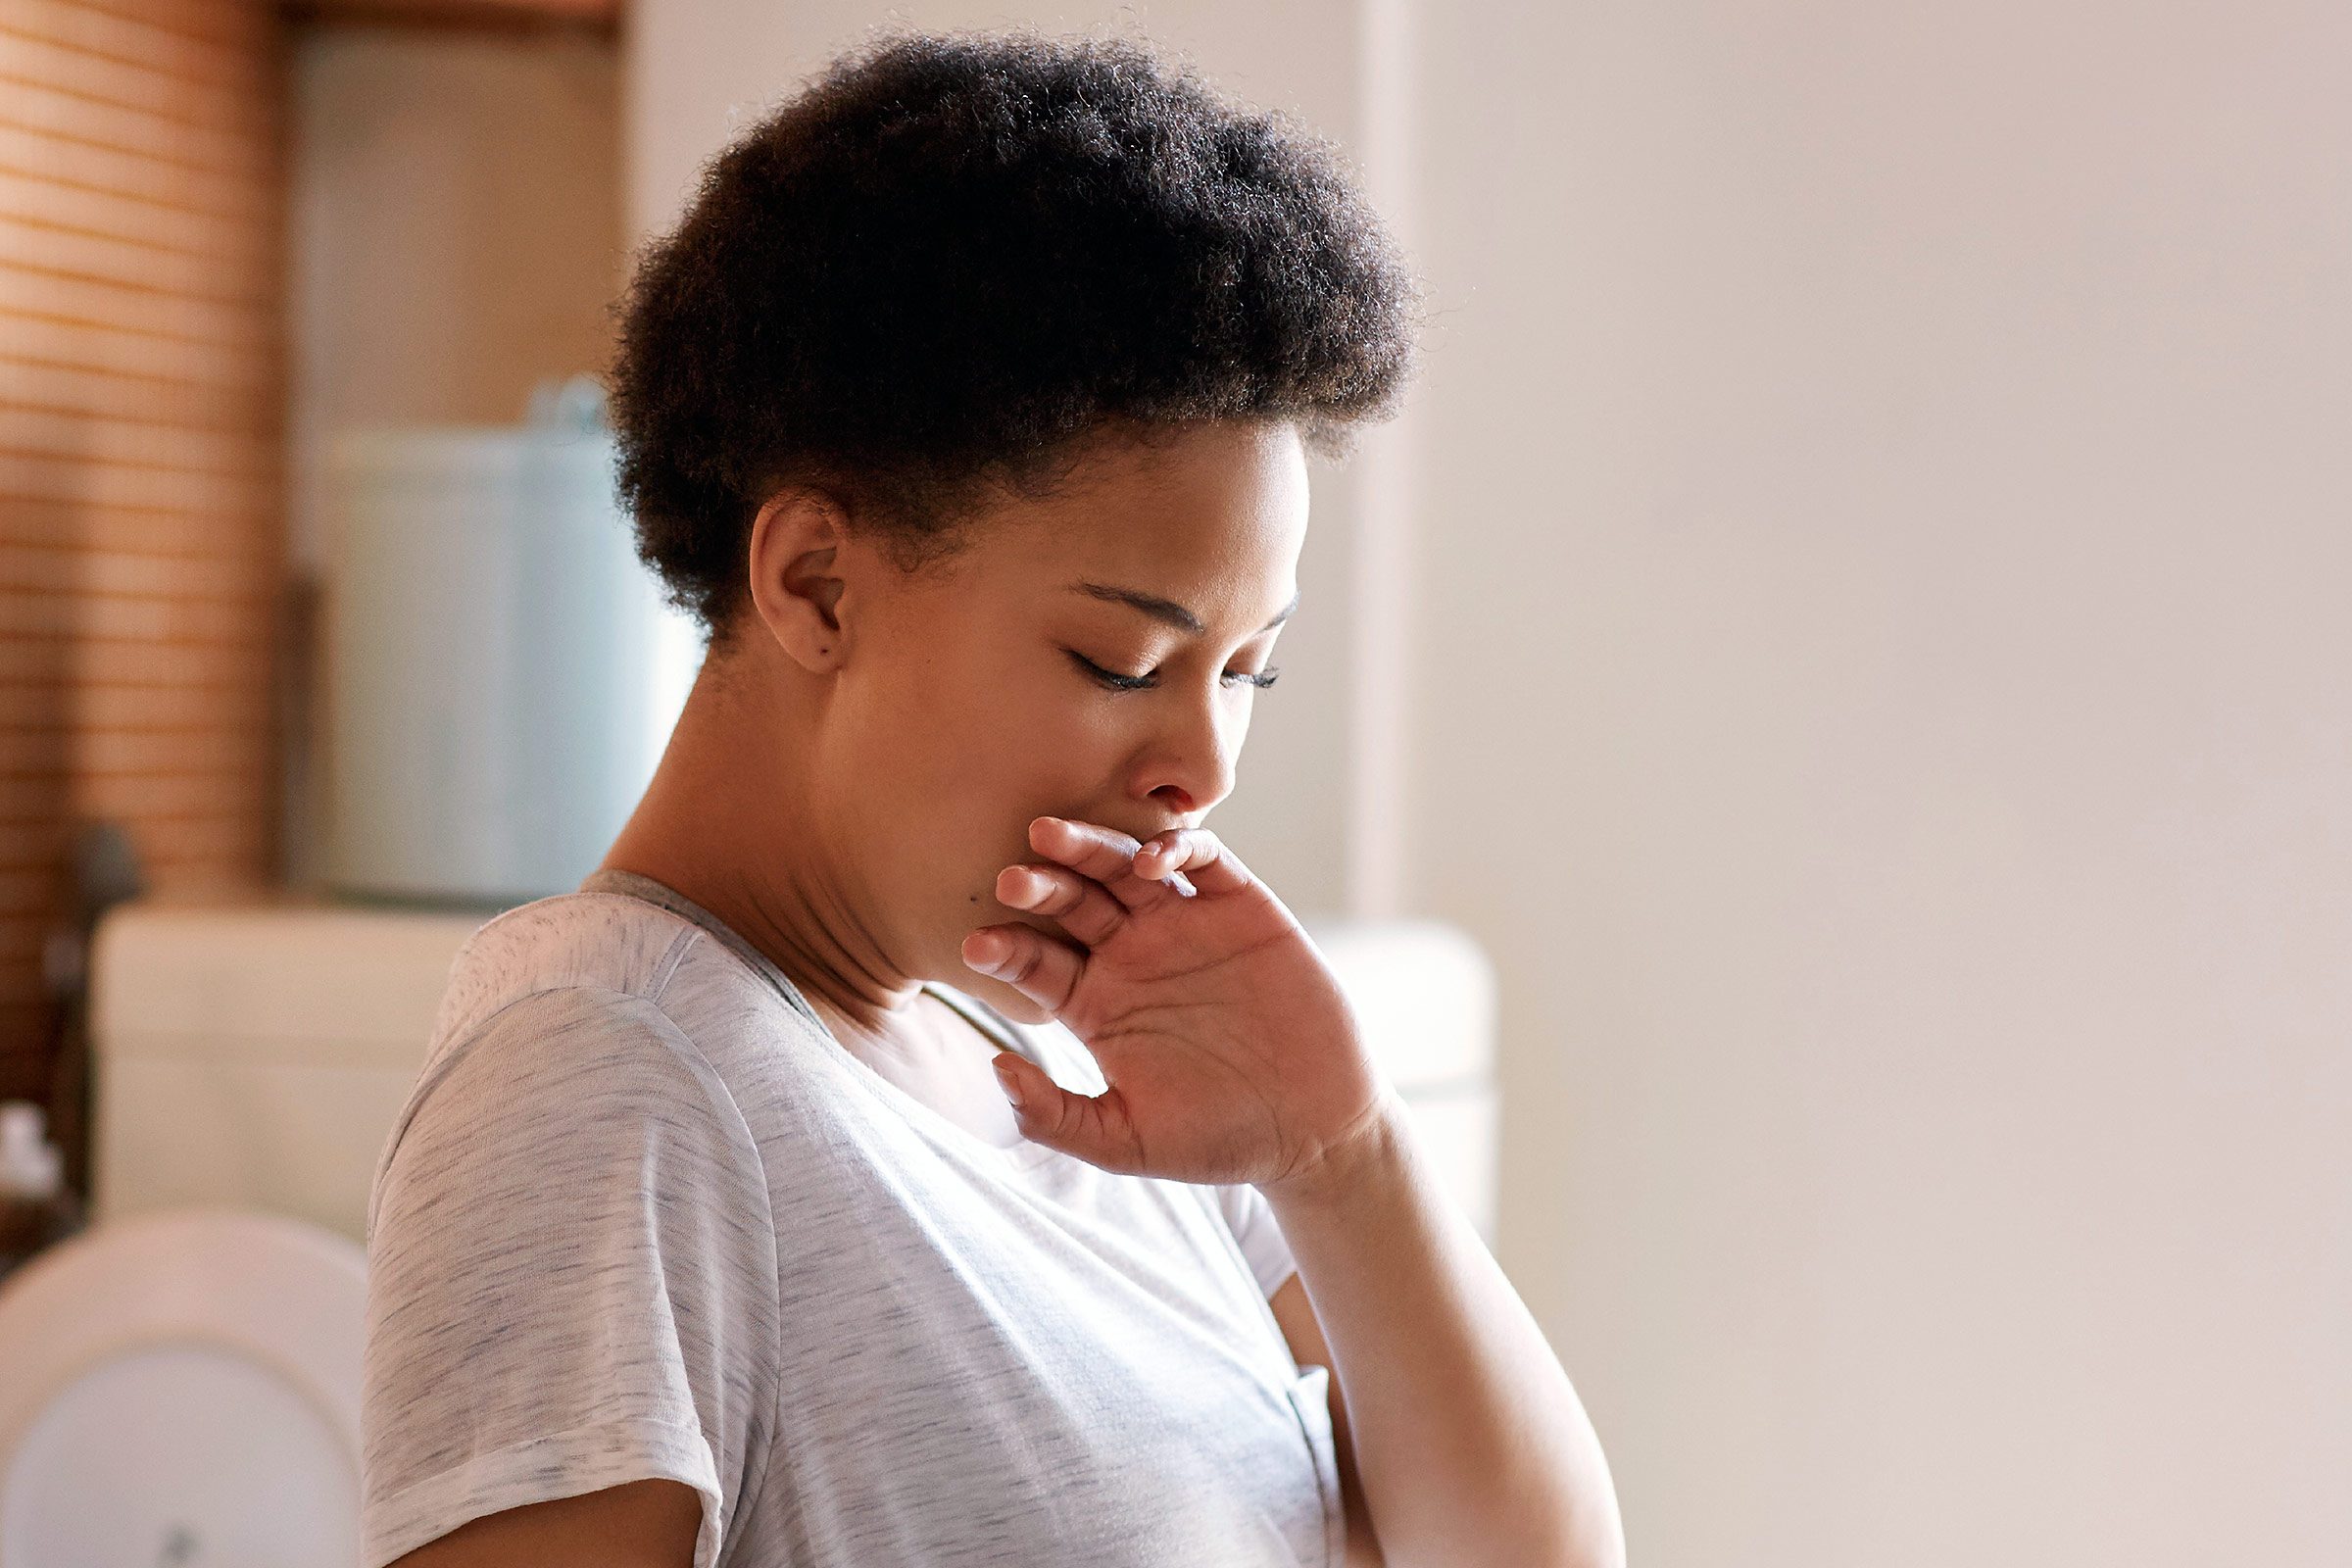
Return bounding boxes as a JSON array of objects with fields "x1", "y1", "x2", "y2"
[{"x1": 360, "y1": 868, "x2": 1340, "y2": 1568}]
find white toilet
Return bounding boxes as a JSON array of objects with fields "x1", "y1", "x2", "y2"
[
  {"x1": 0, "y1": 890, "x2": 1497, "y2": 1565},
  {"x1": 0, "y1": 1205, "x2": 368, "y2": 1563},
  {"x1": 0, "y1": 893, "x2": 488, "y2": 1567}
]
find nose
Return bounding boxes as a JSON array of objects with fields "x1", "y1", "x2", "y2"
[{"x1": 1140, "y1": 697, "x2": 1241, "y2": 823}]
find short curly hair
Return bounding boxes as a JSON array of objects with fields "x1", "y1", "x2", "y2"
[{"x1": 605, "y1": 25, "x2": 1427, "y2": 654}]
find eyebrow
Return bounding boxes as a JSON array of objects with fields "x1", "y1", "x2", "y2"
[{"x1": 1065, "y1": 580, "x2": 1300, "y2": 637}]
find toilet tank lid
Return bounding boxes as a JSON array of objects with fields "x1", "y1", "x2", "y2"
[{"x1": 88, "y1": 898, "x2": 496, "y2": 1054}]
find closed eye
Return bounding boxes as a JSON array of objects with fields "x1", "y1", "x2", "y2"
[{"x1": 1066, "y1": 650, "x2": 1281, "y2": 693}]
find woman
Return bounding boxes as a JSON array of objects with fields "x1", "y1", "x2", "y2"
[{"x1": 360, "y1": 26, "x2": 1622, "y2": 1568}]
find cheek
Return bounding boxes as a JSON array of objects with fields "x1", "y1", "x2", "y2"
[
  {"x1": 885, "y1": 658, "x2": 1121, "y2": 881},
  {"x1": 938, "y1": 662, "x2": 1125, "y2": 788},
  {"x1": 940, "y1": 654, "x2": 1066, "y2": 736}
]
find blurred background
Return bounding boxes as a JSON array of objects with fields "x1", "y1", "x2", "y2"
[{"x1": 0, "y1": 0, "x2": 2344, "y2": 1562}]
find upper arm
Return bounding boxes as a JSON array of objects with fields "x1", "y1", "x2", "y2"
[
  {"x1": 384, "y1": 1478, "x2": 701, "y2": 1568},
  {"x1": 1269, "y1": 1272, "x2": 1386, "y2": 1567},
  {"x1": 363, "y1": 988, "x2": 779, "y2": 1568}
]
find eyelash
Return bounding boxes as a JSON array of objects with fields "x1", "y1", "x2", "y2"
[{"x1": 1067, "y1": 651, "x2": 1282, "y2": 693}]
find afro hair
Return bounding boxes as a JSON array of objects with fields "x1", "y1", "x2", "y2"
[{"x1": 605, "y1": 24, "x2": 1427, "y2": 653}]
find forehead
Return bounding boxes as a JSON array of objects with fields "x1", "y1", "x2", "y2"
[{"x1": 980, "y1": 420, "x2": 1308, "y2": 593}]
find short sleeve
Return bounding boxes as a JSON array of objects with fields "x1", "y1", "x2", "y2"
[
  {"x1": 360, "y1": 985, "x2": 780, "y2": 1568},
  {"x1": 1210, "y1": 1179, "x2": 1300, "y2": 1298}
]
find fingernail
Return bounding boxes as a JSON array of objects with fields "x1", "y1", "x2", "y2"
[{"x1": 992, "y1": 1057, "x2": 1026, "y2": 1107}]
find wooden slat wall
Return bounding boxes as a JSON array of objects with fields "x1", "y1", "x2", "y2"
[{"x1": 0, "y1": 0, "x2": 286, "y2": 1102}]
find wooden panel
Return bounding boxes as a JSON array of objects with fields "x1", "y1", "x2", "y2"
[
  {"x1": 0, "y1": 76, "x2": 279, "y2": 183},
  {"x1": 0, "y1": 496, "x2": 286, "y2": 556},
  {"x1": 0, "y1": 0, "x2": 283, "y2": 1142},
  {"x1": 0, "y1": 541, "x2": 275, "y2": 598},
  {"x1": 0, "y1": 21, "x2": 278, "y2": 142},
  {"x1": 0, "y1": 627, "x2": 270, "y2": 686}
]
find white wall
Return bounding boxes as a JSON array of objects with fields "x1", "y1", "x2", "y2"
[
  {"x1": 630, "y1": 3, "x2": 2352, "y2": 1562},
  {"x1": 1409, "y1": 3, "x2": 2351, "y2": 1563}
]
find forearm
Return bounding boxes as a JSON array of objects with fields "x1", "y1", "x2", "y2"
[{"x1": 1261, "y1": 1093, "x2": 1626, "y2": 1568}]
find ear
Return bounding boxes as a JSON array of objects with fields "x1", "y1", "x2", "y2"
[{"x1": 744, "y1": 487, "x2": 857, "y2": 674}]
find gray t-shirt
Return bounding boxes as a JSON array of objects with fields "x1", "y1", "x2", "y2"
[{"x1": 360, "y1": 868, "x2": 1343, "y2": 1568}]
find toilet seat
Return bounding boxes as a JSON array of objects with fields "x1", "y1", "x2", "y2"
[{"x1": 0, "y1": 1204, "x2": 367, "y2": 1566}]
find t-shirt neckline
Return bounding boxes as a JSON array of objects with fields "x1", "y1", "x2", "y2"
[{"x1": 575, "y1": 865, "x2": 1061, "y2": 1173}]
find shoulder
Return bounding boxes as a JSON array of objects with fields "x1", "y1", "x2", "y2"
[
  {"x1": 427, "y1": 891, "x2": 706, "y2": 1050},
  {"x1": 372, "y1": 950, "x2": 779, "y2": 1249},
  {"x1": 372, "y1": 984, "x2": 753, "y2": 1206},
  {"x1": 419, "y1": 890, "x2": 830, "y2": 1088}
]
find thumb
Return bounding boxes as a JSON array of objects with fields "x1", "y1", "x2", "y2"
[
  {"x1": 989, "y1": 1052, "x2": 1063, "y2": 1140},
  {"x1": 990, "y1": 1052, "x2": 1127, "y2": 1168}
]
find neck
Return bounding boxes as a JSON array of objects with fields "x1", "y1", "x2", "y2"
[{"x1": 595, "y1": 643, "x2": 930, "y2": 1048}]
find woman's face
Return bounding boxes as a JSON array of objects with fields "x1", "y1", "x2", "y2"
[{"x1": 786, "y1": 417, "x2": 1309, "y2": 1025}]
